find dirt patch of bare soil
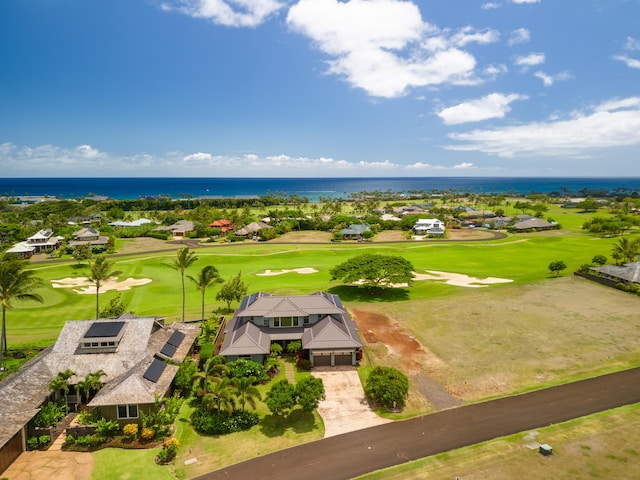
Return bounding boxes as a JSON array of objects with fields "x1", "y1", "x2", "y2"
[
  {"x1": 117, "y1": 237, "x2": 172, "y2": 254},
  {"x1": 447, "y1": 228, "x2": 496, "y2": 240},
  {"x1": 353, "y1": 309, "x2": 463, "y2": 410}
]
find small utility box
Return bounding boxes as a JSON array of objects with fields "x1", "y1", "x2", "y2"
[{"x1": 539, "y1": 444, "x2": 553, "y2": 456}]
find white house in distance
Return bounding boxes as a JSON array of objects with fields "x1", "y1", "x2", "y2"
[
  {"x1": 413, "y1": 218, "x2": 445, "y2": 236},
  {"x1": 6, "y1": 229, "x2": 63, "y2": 258}
]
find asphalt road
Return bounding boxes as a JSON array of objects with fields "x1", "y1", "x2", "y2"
[{"x1": 195, "y1": 367, "x2": 640, "y2": 480}]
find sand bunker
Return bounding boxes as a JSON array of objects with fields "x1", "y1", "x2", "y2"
[
  {"x1": 51, "y1": 276, "x2": 152, "y2": 294},
  {"x1": 355, "y1": 270, "x2": 513, "y2": 288},
  {"x1": 413, "y1": 270, "x2": 513, "y2": 288},
  {"x1": 257, "y1": 267, "x2": 319, "y2": 276}
]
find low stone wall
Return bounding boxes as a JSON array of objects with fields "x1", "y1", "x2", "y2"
[
  {"x1": 574, "y1": 271, "x2": 620, "y2": 288},
  {"x1": 66, "y1": 425, "x2": 97, "y2": 438}
]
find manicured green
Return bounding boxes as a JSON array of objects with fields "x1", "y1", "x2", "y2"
[{"x1": 91, "y1": 447, "x2": 175, "y2": 480}]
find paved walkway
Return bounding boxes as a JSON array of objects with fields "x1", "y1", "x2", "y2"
[
  {"x1": 312, "y1": 367, "x2": 391, "y2": 437},
  {"x1": 195, "y1": 367, "x2": 640, "y2": 480},
  {"x1": 3, "y1": 450, "x2": 93, "y2": 480}
]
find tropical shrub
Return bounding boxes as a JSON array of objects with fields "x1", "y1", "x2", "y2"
[
  {"x1": 364, "y1": 366, "x2": 409, "y2": 410},
  {"x1": 123, "y1": 423, "x2": 138, "y2": 438},
  {"x1": 95, "y1": 418, "x2": 121, "y2": 439},
  {"x1": 34, "y1": 401, "x2": 65, "y2": 427},
  {"x1": 27, "y1": 437, "x2": 39, "y2": 450},
  {"x1": 140, "y1": 428, "x2": 154, "y2": 441},
  {"x1": 191, "y1": 409, "x2": 259, "y2": 435},
  {"x1": 227, "y1": 359, "x2": 267, "y2": 381}
]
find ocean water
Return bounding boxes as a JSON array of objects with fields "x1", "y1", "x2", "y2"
[{"x1": 1, "y1": 177, "x2": 640, "y2": 201}]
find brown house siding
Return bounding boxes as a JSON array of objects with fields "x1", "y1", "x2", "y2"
[{"x1": 0, "y1": 429, "x2": 23, "y2": 475}]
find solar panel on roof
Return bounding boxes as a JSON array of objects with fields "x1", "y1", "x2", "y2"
[
  {"x1": 84, "y1": 321, "x2": 125, "y2": 338},
  {"x1": 143, "y1": 358, "x2": 166, "y2": 383},
  {"x1": 160, "y1": 342, "x2": 177, "y2": 358},
  {"x1": 239, "y1": 295, "x2": 250, "y2": 309},
  {"x1": 167, "y1": 330, "x2": 185, "y2": 348}
]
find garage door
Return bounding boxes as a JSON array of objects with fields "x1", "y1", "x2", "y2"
[
  {"x1": 312, "y1": 353, "x2": 332, "y2": 367},
  {"x1": 334, "y1": 353, "x2": 353, "y2": 366}
]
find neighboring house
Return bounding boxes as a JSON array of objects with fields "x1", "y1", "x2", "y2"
[
  {"x1": 0, "y1": 315, "x2": 198, "y2": 473},
  {"x1": 68, "y1": 228, "x2": 109, "y2": 248},
  {"x1": 454, "y1": 206, "x2": 495, "y2": 218},
  {"x1": 339, "y1": 224, "x2": 370, "y2": 240},
  {"x1": 219, "y1": 292, "x2": 362, "y2": 367},
  {"x1": 413, "y1": 218, "x2": 445, "y2": 236},
  {"x1": 485, "y1": 216, "x2": 513, "y2": 229},
  {"x1": 590, "y1": 262, "x2": 640, "y2": 285},
  {"x1": 209, "y1": 219, "x2": 235, "y2": 232},
  {"x1": 234, "y1": 221, "x2": 272, "y2": 237},
  {"x1": 5, "y1": 229, "x2": 63, "y2": 258},
  {"x1": 380, "y1": 214, "x2": 402, "y2": 222},
  {"x1": 511, "y1": 218, "x2": 557, "y2": 232},
  {"x1": 154, "y1": 220, "x2": 195, "y2": 237},
  {"x1": 68, "y1": 214, "x2": 103, "y2": 226}
]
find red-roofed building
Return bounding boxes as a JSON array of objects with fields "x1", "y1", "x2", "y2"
[{"x1": 209, "y1": 219, "x2": 235, "y2": 232}]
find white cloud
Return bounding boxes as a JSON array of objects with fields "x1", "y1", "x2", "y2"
[
  {"x1": 437, "y1": 93, "x2": 528, "y2": 125},
  {"x1": 286, "y1": 0, "x2": 499, "y2": 98},
  {"x1": 514, "y1": 52, "x2": 545, "y2": 68},
  {"x1": 481, "y1": 3, "x2": 500, "y2": 9},
  {"x1": 534, "y1": 70, "x2": 571, "y2": 86},
  {"x1": 445, "y1": 96, "x2": 640, "y2": 158},
  {"x1": 511, "y1": 0, "x2": 540, "y2": 4},
  {"x1": 508, "y1": 28, "x2": 530, "y2": 46},
  {"x1": 0, "y1": 142, "x2": 487, "y2": 177},
  {"x1": 614, "y1": 54, "x2": 640, "y2": 70},
  {"x1": 453, "y1": 162, "x2": 475, "y2": 169},
  {"x1": 624, "y1": 36, "x2": 640, "y2": 51},
  {"x1": 163, "y1": 0, "x2": 285, "y2": 27}
]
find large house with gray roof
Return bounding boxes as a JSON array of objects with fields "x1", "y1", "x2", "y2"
[
  {"x1": 0, "y1": 315, "x2": 198, "y2": 473},
  {"x1": 219, "y1": 292, "x2": 362, "y2": 367}
]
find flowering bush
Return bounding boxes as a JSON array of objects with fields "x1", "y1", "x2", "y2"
[
  {"x1": 140, "y1": 427, "x2": 154, "y2": 441},
  {"x1": 123, "y1": 423, "x2": 138, "y2": 438}
]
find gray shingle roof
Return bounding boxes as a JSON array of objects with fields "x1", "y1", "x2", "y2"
[
  {"x1": 220, "y1": 292, "x2": 361, "y2": 357},
  {"x1": 591, "y1": 262, "x2": 640, "y2": 284},
  {"x1": 302, "y1": 315, "x2": 362, "y2": 350},
  {"x1": 0, "y1": 316, "x2": 199, "y2": 448}
]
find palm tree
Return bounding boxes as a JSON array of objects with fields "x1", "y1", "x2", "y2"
[
  {"x1": 202, "y1": 378, "x2": 235, "y2": 414},
  {"x1": 49, "y1": 369, "x2": 75, "y2": 409},
  {"x1": 188, "y1": 265, "x2": 222, "y2": 321},
  {"x1": 87, "y1": 369, "x2": 107, "y2": 394},
  {"x1": 166, "y1": 247, "x2": 198, "y2": 321},
  {"x1": 611, "y1": 237, "x2": 640, "y2": 264},
  {"x1": 192, "y1": 357, "x2": 228, "y2": 395},
  {"x1": 231, "y1": 375, "x2": 262, "y2": 412},
  {"x1": 86, "y1": 256, "x2": 121, "y2": 319},
  {"x1": 0, "y1": 254, "x2": 45, "y2": 368},
  {"x1": 76, "y1": 376, "x2": 93, "y2": 406}
]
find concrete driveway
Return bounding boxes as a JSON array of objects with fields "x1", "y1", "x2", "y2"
[{"x1": 312, "y1": 366, "x2": 391, "y2": 437}]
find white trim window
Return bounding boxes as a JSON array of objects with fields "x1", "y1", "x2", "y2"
[{"x1": 117, "y1": 404, "x2": 139, "y2": 419}]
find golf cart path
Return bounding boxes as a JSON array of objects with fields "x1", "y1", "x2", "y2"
[{"x1": 196, "y1": 367, "x2": 640, "y2": 480}]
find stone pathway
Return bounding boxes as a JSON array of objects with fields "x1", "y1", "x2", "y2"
[
  {"x1": 2, "y1": 450, "x2": 93, "y2": 480},
  {"x1": 283, "y1": 360, "x2": 296, "y2": 384}
]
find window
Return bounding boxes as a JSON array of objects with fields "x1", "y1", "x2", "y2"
[
  {"x1": 273, "y1": 317, "x2": 301, "y2": 327},
  {"x1": 117, "y1": 404, "x2": 139, "y2": 419}
]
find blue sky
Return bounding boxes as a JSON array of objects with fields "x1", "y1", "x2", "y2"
[{"x1": 1, "y1": 0, "x2": 639, "y2": 178}]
